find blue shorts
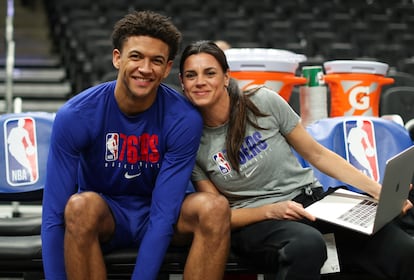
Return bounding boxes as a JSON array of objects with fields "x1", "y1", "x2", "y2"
[
  {"x1": 99, "y1": 181, "x2": 195, "y2": 252},
  {"x1": 100, "y1": 194, "x2": 150, "y2": 253}
]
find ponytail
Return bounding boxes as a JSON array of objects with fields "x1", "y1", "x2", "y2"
[{"x1": 226, "y1": 79, "x2": 269, "y2": 172}]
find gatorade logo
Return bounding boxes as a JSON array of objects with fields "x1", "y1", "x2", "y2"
[
  {"x1": 337, "y1": 80, "x2": 379, "y2": 116},
  {"x1": 343, "y1": 119, "x2": 379, "y2": 182},
  {"x1": 4, "y1": 117, "x2": 39, "y2": 186},
  {"x1": 348, "y1": 86, "x2": 370, "y2": 110}
]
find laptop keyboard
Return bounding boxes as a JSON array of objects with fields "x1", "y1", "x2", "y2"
[{"x1": 337, "y1": 199, "x2": 378, "y2": 228}]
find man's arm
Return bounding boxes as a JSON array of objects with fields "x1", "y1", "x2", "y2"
[
  {"x1": 287, "y1": 122, "x2": 382, "y2": 199},
  {"x1": 132, "y1": 111, "x2": 203, "y2": 279},
  {"x1": 41, "y1": 111, "x2": 84, "y2": 279}
]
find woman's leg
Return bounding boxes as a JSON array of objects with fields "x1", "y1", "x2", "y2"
[
  {"x1": 232, "y1": 220, "x2": 326, "y2": 280},
  {"x1": 333, "y1": 219, "x2": 414, "y2": 280}
]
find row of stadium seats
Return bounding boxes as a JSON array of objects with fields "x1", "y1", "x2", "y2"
[{"x1": 42, "y1": 0, "x2": 414, "y2": 93}]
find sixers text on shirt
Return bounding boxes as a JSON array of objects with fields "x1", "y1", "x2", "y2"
[
  {"x1": 213, "y1": 131, "x2": 268, "y2": 175},
  {"x1": 105, "y1": 132, "x2": 160, "y2": 167}
]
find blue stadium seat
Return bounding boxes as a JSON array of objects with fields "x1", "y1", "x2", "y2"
[
  {"x1": 303, "y1": 116, "x2": 412, "y2": 193},
  {"x1": 0, "y1": 112, "x2": 54, "y2": 279},
  {"x1": 0, "y1": 112, "x2": 55, "y2": 201}
]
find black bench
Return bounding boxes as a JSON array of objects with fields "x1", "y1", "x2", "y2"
[
  {"x1": 0, "y1": 229, "x2": 378, "y2": 280},
  {"x1": 0, "y1": 224, "x2": 274, "y2": 280}
]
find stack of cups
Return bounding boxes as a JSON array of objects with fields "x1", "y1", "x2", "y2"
[{"x1": 299, "y1": 66, "x2": 328, "y2": 127}]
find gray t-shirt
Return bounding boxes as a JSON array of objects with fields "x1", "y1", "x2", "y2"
[{"x1": 192, "y1": 87, "x2": 321, "y2": 209}]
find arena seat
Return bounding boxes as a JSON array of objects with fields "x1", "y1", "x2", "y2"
[
  {"x1": 0, "y1": 112, "x2": 54, "y2": 279},
  {"x1": 0, "y1": 112, "x2": 54, "y2": 201},
  {"x1": 304, "y1": 116, "x2": 413, "y2": 193},
  {"x1": 380, "y1": 86, "x2": 414, "y2": 124}
]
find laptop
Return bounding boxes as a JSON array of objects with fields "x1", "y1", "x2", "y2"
[{"x1": 306, "y1": 145, "x2": 414, "y2": 235}]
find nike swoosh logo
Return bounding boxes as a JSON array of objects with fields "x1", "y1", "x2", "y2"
[
  {"x1": 124, "y1": 172, "x2": 142, "y2": 179},
  {"x1": 244, "y1": 166, "x2": 258, "y2": 178}
]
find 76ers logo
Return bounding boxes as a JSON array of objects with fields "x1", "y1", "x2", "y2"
[
  {"x1": 344, "y1": 119, "x2": 379, "y2": 182},
  {"x1": 213, "y1": 152, "x2": 231, "y2": 175},
  {"x1": 4, "y1": 117, "x2": 38, "y2": 186},
  {"x1": 105, "y1": 133, "x2": 160, "y2": 163}
]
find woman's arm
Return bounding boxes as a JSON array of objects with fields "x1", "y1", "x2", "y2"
[{"x1": 285, "y1": 122, "x2": 382, "y2": 199}]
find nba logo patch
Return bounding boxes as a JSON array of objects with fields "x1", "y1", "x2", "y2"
[
  {"x1": 105, "y1": 133, "x2": 119, "y2": 161},
  {"x1": 343, "y1": 119, "x2": 379, "y2": 182},
  {"x1": 4, "y1": 117, "x2": 39, "y2": 186},
  {"x1": 212, "y1": 152, "x2": 231, "y2": 175}
]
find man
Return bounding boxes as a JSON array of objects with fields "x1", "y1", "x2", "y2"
[{"x1": 41, "y1": 11, "x2": 230, "y2": 280}]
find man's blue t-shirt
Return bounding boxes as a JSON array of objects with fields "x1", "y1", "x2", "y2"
[{"x1": 41, "y1": 81, "x2": 203, "y2": 279}]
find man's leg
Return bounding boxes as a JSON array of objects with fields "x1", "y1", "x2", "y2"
[
  {"x1": 64, "y1": 191, "x2": 115, "y2": 280},
  {"x1": 174, "y1": 192, "x2": 231, "y2": 280}
]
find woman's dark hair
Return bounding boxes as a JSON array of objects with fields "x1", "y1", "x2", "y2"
[
  {"x1": 112, "y1": 10, "x2": 182, "y2": 61},
  {"x1": 180, "y1": 40, "x2": 268, "y2": 172}
]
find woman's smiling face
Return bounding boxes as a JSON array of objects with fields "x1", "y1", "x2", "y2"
[{"x1": 181, "y1": 53, "x2": 229, "y2": 109}]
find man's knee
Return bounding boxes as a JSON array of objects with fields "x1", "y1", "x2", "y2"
[
  {"x1": 64, "y1": 192, "x2": 107, "y2": 235},
  {"x1": 200, "y1": 193, "x2": 230, "y2": 223},
  {"x1": 185, "y1": 192, "x2": 231, "y2": 234}
]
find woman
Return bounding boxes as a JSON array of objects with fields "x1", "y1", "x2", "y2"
[{"x1": 179, "y1": 40, "x2": 414, "y2": 280}]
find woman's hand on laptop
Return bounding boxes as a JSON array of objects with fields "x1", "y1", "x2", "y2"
[
  {"x1": 402, "y1": 184, "x2": 413, "y2": 215},
  {"x1": 402, "y1": 199, "x2": 413, "y2": 215}
]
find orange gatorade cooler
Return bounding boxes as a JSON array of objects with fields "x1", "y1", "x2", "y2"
[
  {"x1": 323, "y1": 60, "x2": 394, "y2": 117},
  {"x1": 224, "y1": 48, "x2": 307, "y2": 101}
]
